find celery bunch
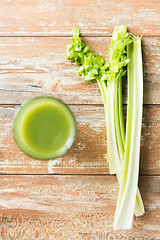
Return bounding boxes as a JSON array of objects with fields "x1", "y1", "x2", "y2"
[{"x1": 67, "y1": 26, "x2": 144, "y2": 229}]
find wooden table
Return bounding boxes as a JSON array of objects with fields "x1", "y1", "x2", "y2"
[{"x1": 0, "y1": 1, "x2": 160, "y2": 239}]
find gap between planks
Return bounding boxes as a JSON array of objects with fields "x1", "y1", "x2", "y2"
[
  {"x1": 1, "y1": 103, "x2": 104, "y2": 107},
  {"x1": 0, "y1": 174, "x2": 159, "y2": 176},
  {"x1": 0, "y1": 35, "x2": 160, "y2": 38}
]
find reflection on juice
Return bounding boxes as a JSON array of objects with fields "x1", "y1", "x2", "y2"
[{"x1": 13, "y1": 97, "x2": 76, "y2": 160}]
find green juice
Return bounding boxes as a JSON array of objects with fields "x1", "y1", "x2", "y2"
[{"x1": 13, "y1": 97, "x2": 76, "y2": 160}]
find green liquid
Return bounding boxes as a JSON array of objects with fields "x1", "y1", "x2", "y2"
[{"x1": 13, "y1": 97, "x2": 76, "y2": 160}]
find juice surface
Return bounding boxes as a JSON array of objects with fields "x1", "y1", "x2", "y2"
[
  {"x1": 13, "y1": 97, "x2": 76, "y2": 159},
  {"x1": 22, "y1": 103, "x2": 70, "y2": 154}
]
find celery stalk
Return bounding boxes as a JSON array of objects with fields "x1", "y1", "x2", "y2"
[
  {"x1": 114, "y1": 78, "x2": 124, "y2": 163},
  {"x1": 114, "y1": 37, "x2": 144, "y2": 230},
  {"x1": 98, "y1": 80, "x2": 121, "y2": 173},
  {"x1": 118, "y1": 77, "x2": 125, "y2": 148},
  {"x1": 67, "y1": 26, "x2": 144, "y2": 228},
  {"x1": 99, "y1": 76, "x2": 144, "y2": 217},
  {"x1": 107, "y1": 80, "x2": 122, "y2": 173},
  {"x1": 107, "y1": 25, "x2": 128, "y2": 171},
  {"x1": 111, "y1": 26, "x2": 144, "y2": 218},
  {"x1": 105, "y1": 25, "x2": 127, "y2": 173}
]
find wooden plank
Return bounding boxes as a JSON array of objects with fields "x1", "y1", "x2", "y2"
[
  {"x1": 0, "y1": 37, "x2": 160, "y2": 104},
  {"x1": 0, "y1": 0, "x2": 159, "y2": 36},
  {"x1": 0, "y1": 105, "x2": 159, "y2": 175},
  {"x1": 0, "y1": 175, "x2": 159, "y2": 239}
]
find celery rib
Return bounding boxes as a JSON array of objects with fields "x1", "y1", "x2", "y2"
[
  {"x1": 114, "y1": 37, "x2": 144, "y2": 230},
  {"x1": 98, "y1": 80, "x2": 121, "y2": 174},
  {"x1": 107, "y1": 81, "x2": 122, "y2": 173},
  {"x1": 111, "y1": 26, "x2": 144, "y2": 218},
  {"x1": 118, "y1": 77, "x2": 125, "y2": 148},
  {"x1": 98, "y1": 78, "x2": 144, "y2": 217},
  {"x1": 114, "y1": 78, "x2": 124, "y2": 164}
]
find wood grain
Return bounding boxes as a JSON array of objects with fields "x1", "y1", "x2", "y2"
[
  {"x1": 0, "y1": 37, "x2": 160, "y2": 105},
  {"x1": 0, "y1": 104, "x2": 159, "y2": 175},
  {"x1": 0, "y1": 0, "x2": 159, "y2": 238},
  {"x1": 0, "y1": 0, "x2": 159, "y2": 36},
  {"x1": 0, "y1": 175, "x2": 159, "y2": 239}
]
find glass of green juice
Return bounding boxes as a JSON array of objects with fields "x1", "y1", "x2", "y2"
[{"x1": 13, "y1": 97, "x2": 76, "y2": 160}]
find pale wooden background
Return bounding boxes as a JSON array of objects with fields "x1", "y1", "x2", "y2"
[{"x1": 0, "y1": 0, "x2": 160, "y2": 239}]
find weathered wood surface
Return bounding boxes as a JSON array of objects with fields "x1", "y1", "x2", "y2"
[
  {"x1": 0, "y1": 175, "x2": 159, "y2": 239},
  {"x1": 0, "y1": 0, "x2": 160, "y2": 238},
  {"x1": 0, "y1": 37, "x2": 160, "y2": 105},
  {"x1": 0, "y1": 0, "x2": 159, "y2": 36},
  {"x1": 0, "y1": 104, "x2": 159, "y2": 175}
]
